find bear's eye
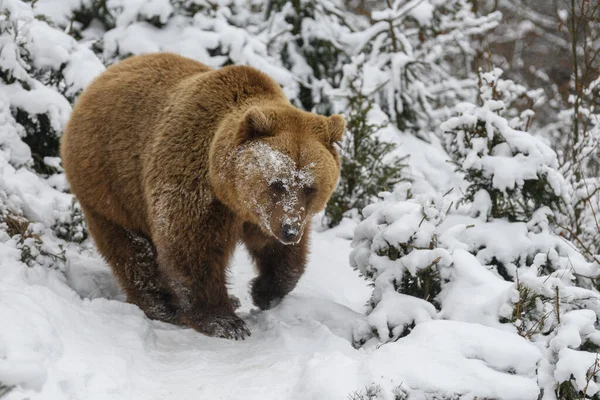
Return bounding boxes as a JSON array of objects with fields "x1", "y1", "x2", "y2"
[
  {"x1": 304, "y1": 186, "x2": 316, "y2": 196},
  {"x1": 270, "y1": 180, "x2": 286, "y2": 194}
]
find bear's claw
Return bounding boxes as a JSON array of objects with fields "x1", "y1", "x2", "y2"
[{"x1": 187, "y1": 313, "x2": 251, "y2": 340}]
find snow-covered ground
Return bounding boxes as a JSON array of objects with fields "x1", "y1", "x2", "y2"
[
  {"x1": 1, "y1": 0, "x2": 599, "y2": 398},
  {"x1": 0, "y1": 220, "x2": 368, "y2": 400},
  {"x1": 2, "y1": 213, "x2": 547, "y2": 400},
  {"x1": 0, "y1": 81, "x2": 589, "y2": 399}
]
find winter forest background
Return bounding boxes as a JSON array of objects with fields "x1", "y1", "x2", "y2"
[{"x1": 0, "y1": 0, "x2": 599, "y2": 399}]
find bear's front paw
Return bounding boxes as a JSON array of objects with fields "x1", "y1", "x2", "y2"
[
  {"x1": 185, "y1": 312, "x2": 251, "y2": 340},
  {"x1": 250, "y1": 277, "x2": 284, "y2": 311}
]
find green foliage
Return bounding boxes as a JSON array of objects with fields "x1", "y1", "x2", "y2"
[
  {"x1": 443, "y1": 69, "x2": 567, "y2": 222},
  {"x1": 449, "y1": 125, "x2": 564, "y2": 222},
  {"x1": 325, "y1": 79, "x2": 408, "y2": 227},
  {"x1": 174, "y1": 0, "x2": 219, "y2": 17},
  {"x1": 556, "y1": 367, "x2": 600, "y2": 400},
  {"x1": 15, "y1": 109, "x2": 61, "y2": 175},
  {"x1": 350, "y1": 183, "x2": 451, "y2": 345},
  {"x1": 374, "y1": 226, "x2": 443, "y2": 309},
  {"x1": 2, "y1": 211, "x2": 67, "y2": 268},
  {"x1": 68, "y1": 0, "x2": 115, "y2": 37},
  {"x1": 267, "y1": 0, "x2": 349, "y2": 113},
  {"x1": 554, "y1": 353, "x2": 600, "y2": 399},
  {"x1": 556, "y1": 379, "x2": 583, "y2": 400},
  {"x1": 16, "y1": 229, "x2": 66, "y2": 268},
  {"x1": 499, "y1": 278, "x2": 554, "y2": 339},
  {"x1": 378, "y1": 243, "x2": 443, "y2": 310},
  {"x1": 0, "y1": 7, "x2": 66, "y2": 175},
  {"x1": 580, "y1": 340, "x2": 600, "y2": 354},
  {"x1": 396, "y1": 261, "x2": 442, "y2": 309}
]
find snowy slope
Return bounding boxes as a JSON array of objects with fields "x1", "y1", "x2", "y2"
[
  {"x1": 1, "y1": 218, "x2": 544, "y2": 400},
  {"x1": 1, "y1": 0, "x2": 599, "y2": 399},
  {"x1": 0, "y1": 221, "x2": 365, "y2": 400}
]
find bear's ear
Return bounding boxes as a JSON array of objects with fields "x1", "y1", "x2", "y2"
[
  {"x1": 238, "y1": 107, "x2": 273, "y2": 143},
  {"x1": 326, "y1": 114, "x2": 345, "y2": 145}
]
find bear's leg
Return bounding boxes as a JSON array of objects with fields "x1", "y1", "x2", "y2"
[
  {"x1": 150, "y1": 199, "x2": 250, "y2": 340},
  {"x1": 82, "y1": 206, "x2": 182, "y2": 324},
  {"x1": 242, "y1": 222, "x2": 308, "y2": 310}
]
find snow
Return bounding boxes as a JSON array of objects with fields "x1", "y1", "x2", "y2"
[
  {"x1": 367, "y1": 291, "x2": 436, "y2": 340},
  {"x1": 1, "y1": 0, "x2": 600, "y2": 398},
  {"x1": 0, "y1": 153, "x2": 562, "y2": 400},
  {"x1": 236, "y1": 141, "x2": 317, "y2": 241},
  {"x1": 554, "y1": 348, "x2": 599, "y2": 396},
  {"x1": 438, "y1": 248, "x2": 513, "y2": 326},
  {"x1": 99, "y1": 6, "x2": 299, "y2": 97},
  {"x1": 0, "y1": 236, "x2": 549, "y2": 400},
  {"x1": 366, "y1": 320, "x2": 541, "y2": 399},
  {"x1": 2, "y1": 228, "x2": 364, "y2": 399},
  {"x1": 350, "y1": 166, "x2": 600, "y2": 398},
  {"x1": 29, "y1": 0, "x2": 85, "y2": 27},
  {"x1": 441, "y1": 99, "x2": 568, "y2": 199}
]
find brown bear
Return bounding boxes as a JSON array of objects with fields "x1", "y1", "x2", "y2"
[{"x1": 60, "y1": 53, "x2": 344, "y2": 340}]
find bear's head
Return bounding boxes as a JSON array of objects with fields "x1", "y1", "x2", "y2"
[{"x1": 211, "y1": 105, "x2": 345, "y2": 244}]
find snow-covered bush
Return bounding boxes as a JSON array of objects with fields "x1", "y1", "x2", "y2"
[
  {"x1": 438, "y1": 69, "x2": 600, "y2": 399},
  {"x1": 341, "y1": 0, "x2": 501, "y2": 138},
  {"x1": 32, "y1": 0, "x2": 301, "y2": 101},
  {"x1": 545, "y1": 86, "x2": 600, "y2": 267},
  {"x1": 264, "y1": 0, "x2": 356, "y2": 113},
  {"x1": 53, "y1": 198, "x2": 88, "y2": 244},
  {"x1": 0, "y1": 0, "x2": 102, "y2": 270},
  {"x1": 350, "y1": 182, "x2": 453, "y2": 343},
  {"x1": 351, "y1": 176, "x2": 600, "y2": 399},
  {"x1": 325, "y1": 69, "x2": 407, "y2": 227},
  {"x1": 442, "y1": 68, "x2": 570, "y2": 222},
  {"x1": 350, "y1": 65, "x2": 600, "y2": 398},
  {"x1": 1, "y1": 0, "x2": 103, "y2": 173},
  {"x1": 512, "y1": 0, "x2": 600, "y2": 267},
  {"x1": 97, "y1": 0, "x2": 300, "y2": 98}
]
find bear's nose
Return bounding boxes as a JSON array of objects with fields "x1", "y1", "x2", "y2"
[{"x1": 280, "y1": 224, "x2": 298, "y2": 243}]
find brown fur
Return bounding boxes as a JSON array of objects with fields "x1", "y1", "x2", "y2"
[{"x1": 60, "y1": 53, "x2": 344, "y2": 340}]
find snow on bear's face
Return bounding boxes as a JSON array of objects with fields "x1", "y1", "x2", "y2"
[
  {"x1": 236, "y1": 141, "x2": 317, "y2": 244},
  {"x1": 213, "y1": 106, "x2": 344, "y2": 244}
]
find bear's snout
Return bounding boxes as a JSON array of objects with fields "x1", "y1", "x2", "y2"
[{"x1": 279, "y1": 223, "x2": 300, "y2": 244}]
